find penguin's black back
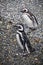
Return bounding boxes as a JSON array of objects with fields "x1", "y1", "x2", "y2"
[{"x1": 22, "y1": 32, "x2": 35, "y2": 52}]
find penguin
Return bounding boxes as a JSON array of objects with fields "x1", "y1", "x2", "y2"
[
  {"x1": 15, "y1": 23, "x2": 35, "y2": 54},
  {"x1": 21, "y1": 8, "x2": 38, "y2": 30}
]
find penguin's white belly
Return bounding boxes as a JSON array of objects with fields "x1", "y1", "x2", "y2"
[
  {"x1": 22, "y1": 14, "x2": 37, "y2": 28},
  {"x1": 16, "y1": 34, "x2": 24, "y2": 49}
]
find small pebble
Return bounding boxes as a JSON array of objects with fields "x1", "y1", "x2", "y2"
[
  {"x1": 0, "y1": 21, "x2": 2, "y2": 24},
  {"x1": 35, "y1": 58, "x2": 38, "y2": 61},
  {"x1": 16, "y1": 53, "x2": 18, "y2": 56},
  {"x1": 7, "y1": 24, "x2": 11, "y2": 29},
  {"x1": 14, "y1": 39, "x2": 16, "y2": 42}
]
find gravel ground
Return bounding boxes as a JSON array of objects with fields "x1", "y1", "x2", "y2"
[{"x1": 0, "y1": 0, "x2": 43, "y2": 65}]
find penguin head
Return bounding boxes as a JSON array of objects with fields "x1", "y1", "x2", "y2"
[
  {"x1": 21, "y1": 8, "x2": 28, "y2": 13},
  {"x1": 15, "y1": 23, "x2": 24, "y2": 32}
]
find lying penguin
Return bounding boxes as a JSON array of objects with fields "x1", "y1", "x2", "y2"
[{"x1": 21, "y1": 8, "x2": 38, "y2": 30}]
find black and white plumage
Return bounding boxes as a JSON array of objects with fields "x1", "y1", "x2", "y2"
[
  {"x1": 21, "y1": 8, "x2": 38, "y2": 30},
  {"x1": 15, "y1": 24, "x2": 35, "y2": 53}
]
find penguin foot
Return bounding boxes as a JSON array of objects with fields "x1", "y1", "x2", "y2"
[
  {"x1": 19, "y1": 52, "x2": 29, "y2": 56},
  {"x1": 30, "y1": 48, "x2": 35, "y2": 52}
]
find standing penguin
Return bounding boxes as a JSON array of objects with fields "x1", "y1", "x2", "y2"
[
  {"x1": 21, "y1": 8, "x2": 38, "y2": 30},
  {"x1": 15, "y1": 23, "x2": 35, "y2": 54}
]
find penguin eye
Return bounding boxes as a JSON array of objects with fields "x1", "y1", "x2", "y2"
[{"x1": 24, "y1": 10, "x2": 26, "y2": 12}]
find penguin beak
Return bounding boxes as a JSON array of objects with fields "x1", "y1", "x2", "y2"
[
  {"x1": 20, "y1": 10, "x2": 23, "y2": 12},
  {"x1": 20, "y1": 10, "x2": 25, "y2": 13},
  {"x1": 14, "y1": 25, "x2": 19, "y2": 30},
  {"x1": 14, "y1": 25, "x2": 17, "y2": 27}
]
